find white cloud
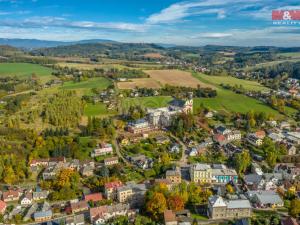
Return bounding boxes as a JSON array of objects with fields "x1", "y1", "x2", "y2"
[{"x1": 146, "y1": 0, "x2": 261, "y2": 24}]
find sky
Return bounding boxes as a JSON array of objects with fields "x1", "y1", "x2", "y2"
[{"x1": 0, "y1": 0, "x2": 300, "y2": 46}]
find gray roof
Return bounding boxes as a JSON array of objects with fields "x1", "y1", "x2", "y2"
[
  {"x1": 249, "y1": 191, "x2": 283, "y2": 205},
  {"x1": 192, "y1": 163, "x2": 211, "y2": 171},
  {"x1": 263, "y1": 173, "x2": 283, "y2": 181},
  {"x1": 34, "y1": 210, "x2": 52, "y2": 219},
  {"x1": 244, "y1": 174, "x2": 262, "y2": 185},
  {"x1": 226, "y1": 200, "x2": 252, "y2": 209}
]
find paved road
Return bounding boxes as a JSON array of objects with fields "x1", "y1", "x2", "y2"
[
  {"x1": 113, "y1": 138, "x2": 130, "y2": 165},
  {"x1": 169, "y1": 133, "x2": 188, "y2": 166}
]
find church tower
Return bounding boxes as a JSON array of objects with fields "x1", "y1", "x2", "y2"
[{"x1": 183, "y1": 92, "x2": 193, "y2": 114}]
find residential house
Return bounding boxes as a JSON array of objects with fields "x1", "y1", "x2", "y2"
[
  {"x1": 104, "y1": 181, "x2": 123, "y2": 200},
  {"x1": 268, "y1": 132, "x2": 284, "y2": 143},
  {"x1": 33, "y1": 190, "x2": 49, "y2": 201},
  {"x1": 211, "y1": 164, "x2": 238, "y2": 184},
  {"x1": 104, "y1": 157, "x2": 119, "y2": 166},
  {"x1": 30, "y1": 157, "x2": 66, "y2": 168},
  {"x1": 251, "y1": 162, "x2": 263, "y2": 175},
  {"x1": 255, "y1": 130, "x2": 266, "y2": 139},
  {"x1": 280, "y1": 122, "x2": 291, "y2": 130},
  {"x1": 215, "y1": 125, "x2": 232, "y2": 135},
  {"x1": 166, "y1": 168, "x2": 182, "y2": 184},
  {"x1": 92, "y1": 143, "x2": 113, "y2": 157},
  {"x1": 89, "y1": 203, "x2": 135, "y2": 224},
  {"x1": 65, "y1": 214, "x2": 85, "y2": 225},
  {"x1": 247, "y1": 190, "x2": 283, "y2": 208},
  {"x1": 0, "y1": 200, "x2": 6, "y2": 214},
  {"x1": 208, "y1": 195, "x2": 252, "y2": 220},
  {"x1": 287, "y1": 144, "x2": 297, "y2": 156},
  {"x1": 226, "y1": 130, "x2": 242, "y2": 142},
  {"x1": 20, "y1": 192, "x2": 33, "y2": 206},
  {"x1": 2, "y1": 189, "x2": 21, "y2": 202},
  {"x1": 164, "y1": 210, "x2": 178, "y2": 225},
  {"x1": 285, "y1": 132, "x2": 300, "y2": 145},
  {"x1": 129, "y1": 155, "x2": 153, "y2": 169},
  {"x1": 213, "y1": 134, "x2": 227, "y2": 146},
  {"x1": 84, "y1": 193, "x2": 103, "y2": 203},
  {"x1": 70, "y1": 200, "x2": 89, "y2": 213},
  {"x1": 34, "y1": 210, "x2": 52, "y2": 223},
  {"x1": 80, "y1": 166, "x2": 94, "y2": 177},
  {"x1": 169, "y1": 144, "x2": 180, "y2": 154},
  {"x1": 155, "y1": 135, "x2": 170, "y2": 145},
  {"x1": 117, "y1": 182, "x2": 147, "y2": 207},
  {"x1": 190, "y1": 163, "x2": 212, "y2": 183},
  {"x1": 274, "y1": 163, "x2": 300, "y2": 180},
  {"x1": 190, "y1": 163, "x2": 238, "y2": 184},
  {"x1": 154, "y1": 179, "x2": 173, "y2": 191},
  {"x1": 247, "y1": 134, "x2": 263, "y2": 146}
]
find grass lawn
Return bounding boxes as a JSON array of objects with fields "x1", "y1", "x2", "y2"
[
  {"x1": 61, "y1": 77, "x2": 111, "y2": 95},
  {"x1": 84, "y1": 103, "x2": 116, "y2": 117},
  {"x1": 0, "y1": 63, "x2": 55, "y2": 82},
  {"x1": 121, "y1": 96, "x2": 173, "y2": 110}
]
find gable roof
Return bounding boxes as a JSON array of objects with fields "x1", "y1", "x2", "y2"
[
  {"x1": 84, "y1": 193, "x2": 103, "y2": 202},
  {"x1": 209, "y1": 196, "x2": 226, "y2": 207}
]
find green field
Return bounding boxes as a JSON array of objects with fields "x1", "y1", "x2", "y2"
[
  {"x1": 193, "y1": 73, "x2": 269, "y2": 92},
  {"x1": 0, "y1": 63, "x2": 55, "y2": 82},
  {"x1": 61, "y1": 77, "x2": 111, "y2": 95},
  {"x1": 278, "y1": 52, "x2": 300, "y2": 59},
  {"x1": 122, "y1": 96, "x2": 173, "y2": 110},
  {"x1": 84, "y1": 103, "x2": 116, "y2": 117},
  {"x1": 193, "y1": 73, "x2": 296, "y2": 117}
]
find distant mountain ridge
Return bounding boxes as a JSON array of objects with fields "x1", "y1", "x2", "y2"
[{"x1": 0, "y1": 38, "x2": 118, "y2": 49}]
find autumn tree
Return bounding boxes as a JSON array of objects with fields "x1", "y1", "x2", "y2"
[
  {"x1": 289, "y1": 199, "x2": 300, "y2": 218},
  {"x1": 146, "y1": 192, "x2": 167, "y2": 220},
  {"x1": 167, "y1": 194, "x2": 185, "y2": 211}
]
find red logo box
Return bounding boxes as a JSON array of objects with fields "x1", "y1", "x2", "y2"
[{"x1": 272, "y1": 10, "x2": 300, "y2": 20}]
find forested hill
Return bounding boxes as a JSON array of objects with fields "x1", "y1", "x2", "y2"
[{"x1": 31, "y1": 43, "x2": 165, "y2": 59}]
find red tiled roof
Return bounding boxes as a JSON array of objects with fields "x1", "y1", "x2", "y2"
[
  {"x1": 0, "y1": 200, "x2": 6, "y2": 212},
  {"x1": 2, "y1": 190, "x2": 19, "y2": 200},
  {"x1": 255, "y1": 130, "x2": 266, "y2": 138},
  {"x1": 84, "y1": 193, "x2": 103, "y2": 202},
  {"x1": 90, "y1": 206, "x2": 107, "y2": 219},
  {"x1": 104, "y1": 181, "x2": 123, "y2": 189},
  {"x1": 214, "y1": 134, "x2": 226, "y2": 142},
  {"x1": 164, "y1": 210, "x2": 177, "y2": 222}
]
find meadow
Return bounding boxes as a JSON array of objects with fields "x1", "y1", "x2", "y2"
[
  {"x1": 121, "y1": 96, "x2": 173, "y2": 110},
  {"x1": 193, "y1": 73, "x2": 297, "y2": 117},
  {"x1": 84, "y1": 103, "x2": 116, "y2": 117},
  {"x1": 193, "y1": 73, "x2": 269, "y2": 92},
  {"x1": 61, "y1": 77, "x2": 111, "y2": 95},
  {"x1": 0, "y1": 63, "x2": 55, "y2": 82}
]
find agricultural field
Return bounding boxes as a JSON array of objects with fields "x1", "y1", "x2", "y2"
[
  {"x1": 0, "y1": 63, "x2": 55, "y2": 83},
  {"x1": 117, "y1": 78, "x2": 161, "y2": 89},
  {"x1": 57, "y1": 62, "x2": 130, "y2": 70},
  {"x1": 194, "y1": 73, "x2": 269, "y2": 92},
  {"x1": 121, "y1": 96, "x2": 173, "y2": 110},
  {"x1": 145, "y1": 69, "x2": 214, "y2": 89},
  {"x1": 61, "y1": 77, "x2": 111, "y2": 95},
  {"x1": 143, "y1": 53, "x2": 164, "y2": 59}
]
